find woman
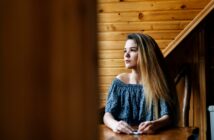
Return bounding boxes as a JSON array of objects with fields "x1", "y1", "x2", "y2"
[{"x1": 103, "y1": 33, "x2": 178, "y2": 134}]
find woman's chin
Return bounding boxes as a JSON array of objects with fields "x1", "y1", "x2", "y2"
[{"x1": 125, "y1": 66, "x2": 134, "y2": 69}]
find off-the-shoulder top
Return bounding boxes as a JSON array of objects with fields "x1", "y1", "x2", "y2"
[{"x1": 105, "y1": 78, "x2": 170, "y2": 125}]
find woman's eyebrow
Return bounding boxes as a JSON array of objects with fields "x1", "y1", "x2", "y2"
[
  {"x1": 125, "y1": 46, "x2": 137, "y2": 49},
  {"x1": 124, "y1": 46, "x2": 138, "y2": 50},
  {"x1": 130, "y1": 46, "x2": 138, "y2": 49}
]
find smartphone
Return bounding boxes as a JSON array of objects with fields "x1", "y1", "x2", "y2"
[{"x1": 131, "y1": 130, "x2": 142, "y2": 135}]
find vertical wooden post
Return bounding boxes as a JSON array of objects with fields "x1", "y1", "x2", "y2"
[
  {"x1": 0, "y1": 0, "x2": 98, "y2": 139},
  {"x1": 198, "y1": 28, "x2": 207, "y2": 140}
]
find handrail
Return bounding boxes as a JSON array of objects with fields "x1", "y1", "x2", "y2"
[
  {"x1": 163, "y1": 0, "x2": 214, "y2": 57},
  {"x1": 174, "y1": 65, "x2": 191, "y2": 127}
]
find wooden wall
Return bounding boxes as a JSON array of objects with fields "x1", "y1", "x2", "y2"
[
  {"x1": 98, "y1": 0, "x2": 210, "y2": 106},
  {"x1": 0, "y1": 0, "x2": 98, "y2": 140}
]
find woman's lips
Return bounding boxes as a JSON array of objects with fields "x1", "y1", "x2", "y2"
[{"x1": 125, "y1": 60, "x2": 131, "y2": 63}]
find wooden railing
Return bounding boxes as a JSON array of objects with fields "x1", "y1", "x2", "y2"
[{"x1": 163, "y1": 0, "x2": 214, "y2": 57}]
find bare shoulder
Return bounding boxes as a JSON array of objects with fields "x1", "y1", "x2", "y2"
[{"x1": 116, "y1": 73, "x2": 130, "y2": 84}]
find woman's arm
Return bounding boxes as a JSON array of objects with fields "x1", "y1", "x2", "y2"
[
  {"x1": 138, "y1": 115, "x2": 171, "y2": 134},
  {"x1": 103, "y1": 112, "x2": 134, "y2": 134}
]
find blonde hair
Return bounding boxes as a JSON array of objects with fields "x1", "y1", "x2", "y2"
[{"x1": 127, "y1": 33, "x2": 178, "y2": 122}]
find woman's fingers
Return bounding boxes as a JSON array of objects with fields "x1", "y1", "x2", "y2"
[
  {"x1": 121, "y1": 121, "x2": 134, "y2": 131},
  {"x1": 138, "y1": 121, "x2": 155, "y2": 133},
  {"x1": 142, "y1": 125, "x2": 155, "y2": 134},
  {"x1": 114, "y1": 120, "x2": 156, "y2": 134},
  {"x1": 138, "y1": 121, "x2": 149, "y2": 131},
  {"x1": 115, "y1": 121, "x2": 134, "y2": 134}
]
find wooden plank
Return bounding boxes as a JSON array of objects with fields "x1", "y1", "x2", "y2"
[
  {"x1": 99, "y1": 87, "x2": 109, "y2": 93},
  {"x1": 99, "y1": 22, "x2": 151, "y2": 31},
  {"x1": 99, "y1": 49, "x2": 165, "y2": 59},
  {"x1": 98, "y1": 21, "x2": 190, "y2": 32},
  {"x1": 99, "y1": 59, "x2": 125, "y2": 67},
  {"x1": 99, "y1": 85, "x2": 109, "y2": 94},
  {"x1": 99, "y1": 93, "x2": 109, "y2": 99},
  {"x1": 98, "y1": 1, "x2": 207, "y2": 13},
  {"x1": 99, "y1": 85, "x2": 110, "y2": 93},
  {"x1": 99, "y1": 0, "x2": 119, "y2": 3},
  {"x1": 100, "y1": 100, "x2": 106, "y2": 108},
  {"x1": 98, "y1": 40, "x2": 172, "y2": 50},
  {"x1": 98, "y1": 10, "x2": 200, "y2": 22},
  {"x1": 99, "y1": 68, "x2": 130, "y2": 76},
  {"x1": 98, "y1": 41, "x2": 125, "y2": 50},
  {"x1": 156, "y1": 40, "x2": 173, "y2": 49},
  {"x1": 98, "y1": 0, "x2": 211, "y2": 3},
  {"x1": 99, "y1": 76, "x2": 116, "y2": 84},
  {"x1": 99, "y1": 93, "x2": 108, "y2": 101},
  {"x1": 99, "y1": 0, "x2": 172, "y2": 3},
  {"x1": 98, "y1": 30, "x2": 181, "y2": 41},
  {"x1": 99, "y1": 50, "x2": 124, "y2": 59},
  {"x1": 99, "y1": 84, "x2": 111, "y2": 88},
  {"x1": 100, "y1": 91, "x2": 108, "y2": 97}
]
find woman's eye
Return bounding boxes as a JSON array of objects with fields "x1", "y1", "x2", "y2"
[{"x1": 131, "y1": 48, "x2": 138, "y2": 52}]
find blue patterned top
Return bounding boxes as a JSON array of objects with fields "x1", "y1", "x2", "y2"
[{"x1": 105, "y1": 78, "x2": 170, "y2": 125}]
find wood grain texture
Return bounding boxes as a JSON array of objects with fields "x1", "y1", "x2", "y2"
[
  {"x1": 99, "y1": 59, "x2": 125, "y2": 67},
  {"x1": 98, "y1": 31, "x2": 181, "y2": 41},
  {"x1": 98, "y1": 1, "x2": 207, "y2": 13},
  {"x1": 99, "y1": 0, "x2": 211, "y2": 3},
  {"x1": 98, "y1": 10, "x2": 200, "y2": 22},
  {"x1": 98, "y1": 21, "x2": 190, "y2": 32},
  {"x1": 99, "y1": 40, "x2": 171, "y2": 50}
]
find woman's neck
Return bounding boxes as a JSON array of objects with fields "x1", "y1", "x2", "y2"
[{"x1": 129, "y1": 69, "x2": 141, "y2": 84}]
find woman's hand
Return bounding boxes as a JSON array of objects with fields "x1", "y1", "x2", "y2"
[
  {"x1": 138, "y1": 121, "x2": 157, "y2": 134},
  {"x1": 138, "y1": 115, "x2": 171, "y2": 134},
  {"x1": 113, "y1": 120, "x2": 134, "y2": 134}
]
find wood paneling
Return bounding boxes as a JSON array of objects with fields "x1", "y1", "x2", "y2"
[
  {"x1": 99, "y1": 40, "x2": 171, "y2": 50},
  {"x1": 98, "y1": 30, "x2": 181, "y2": 41},
  {"x1": 99, "y1": 76, "x2": 116, "y2": 84},
  {"x1": 98, "y1": 21, "x2": 190, "y2": 32},
  {"x1": 99, "y1": 68, "x2": 129, "y2": 76},
  {"x1": 99, "y1": 0, "x2": 210, "y2": 3},
  {"x1": 163, "y1": 0, "x2": 214, "y2": 56},
  {"x1": 97, "y1": 0, "x2": 210, "y2": 110},
  {"x1": 98, "y1": 10, "x2": 200, "y2": 22},
  {"x1": 98, "y1": 1, "x2": 207, "y2": 13},
  {"x1": 99, "y1": 59, "x2": 124, "y2": 67},
  {"x1": 99, "y1": 50, "x2": 123, "y2": 59}
]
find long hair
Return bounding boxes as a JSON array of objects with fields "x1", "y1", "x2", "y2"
[{"x1": 127, "y1": 33, "x2": 178, "y2": 123}]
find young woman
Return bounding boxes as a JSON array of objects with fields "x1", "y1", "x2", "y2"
[{"x1": 103, "y1": 33, "x2": 178, "y2": 134}]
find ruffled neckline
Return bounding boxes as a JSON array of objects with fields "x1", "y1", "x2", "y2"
[{"x1": 114, "y1": 78, "x2": 143, "y2": 88}]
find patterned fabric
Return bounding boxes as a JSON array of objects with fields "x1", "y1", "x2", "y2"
[{"x1": 105, "y1": 78, "x2": 170, "y2": 125}]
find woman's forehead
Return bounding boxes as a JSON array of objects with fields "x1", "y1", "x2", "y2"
[{"x1": 124, "y1": 39, "x2": 137, "y2": 48}]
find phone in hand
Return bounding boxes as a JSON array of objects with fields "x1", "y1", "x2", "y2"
[{"x1": 131, "y1": 130, "x2": 142, "y2": 135}]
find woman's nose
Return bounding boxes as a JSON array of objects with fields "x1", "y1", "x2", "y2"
[{"x1": 125, "y1": 52, "x2": 130, "y2": 58}]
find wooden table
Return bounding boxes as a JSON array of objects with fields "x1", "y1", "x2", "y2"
[{"x1": 99, "y1": 125, "x2": 198, "y2": 140}]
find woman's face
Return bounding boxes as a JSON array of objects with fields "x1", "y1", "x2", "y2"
[{"x1": 124, "y1": 39, "x2": 138, "y2": 69}]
